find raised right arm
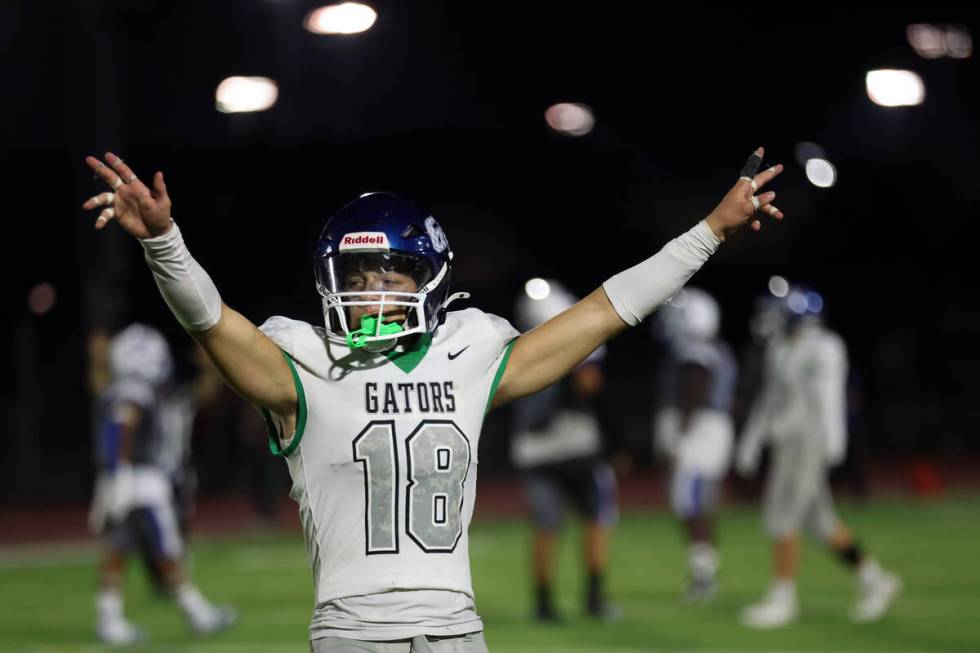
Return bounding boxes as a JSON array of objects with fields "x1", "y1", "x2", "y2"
[{"x1": 83, "y1": 152, "x2": 297, "y2": 425}]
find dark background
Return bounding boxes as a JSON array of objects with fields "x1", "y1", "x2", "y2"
[{"x1": 2, "y1": 1, "x2": 979, "y2": 501}]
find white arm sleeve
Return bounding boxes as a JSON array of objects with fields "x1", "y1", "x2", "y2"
[
  {"x1": 602, "y1": 220, "x2": 721, "y2": 326},
  {"x1": 140, "y1": 222, "x2": 223, "y2": 332},
  {"x1": 736, "y1": 345, "x2": 776, "y2": 474}
]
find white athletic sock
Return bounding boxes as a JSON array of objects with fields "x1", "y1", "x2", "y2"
[
  {"x1": 858, "y1": 558, "x2": 884, "y2": 587},
  {"x1": 175, "y1": 583, "x2": 212, "y2": 618},
  {"x1": 771, "y1": 578, "x2": 797, "y2": 602},
  {"x1": 689, "y1": 543, "x2": 719, "y2": 580},
  {"x1": 96, "y1": 588, "x2": 124, "y2": 622}
]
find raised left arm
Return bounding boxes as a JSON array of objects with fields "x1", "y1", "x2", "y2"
[
  {"x1": 493, "y1": 148, "x2": 783, "y2": 408},
  {"x1": 493, "y1": 287, "x2": 625, "y2": 407}
]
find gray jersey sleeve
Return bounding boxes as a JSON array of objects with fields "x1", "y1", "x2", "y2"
[
  {"x1": 807, "y1": 332, "x2": 848, "y2": 464},
  {"x1": 736, "y1": 341, "x2": 781, "y2": 466}
]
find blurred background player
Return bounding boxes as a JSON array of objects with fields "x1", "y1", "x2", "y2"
[
  {"x1": 87, "y1": 323, "x2": 237, "y2": 644},
  {"x1": 653, "y1": 288, "x2": 737, "y2": 603},
  {"x1": 736, "y1": 284, "x2": 902, "y2": 628},
  {"x1": 510, "y1": 279, "x2": 621, "y2": 622},
  {"x1": 88, "y1": 332, "x2": 224, "y2": 592}
]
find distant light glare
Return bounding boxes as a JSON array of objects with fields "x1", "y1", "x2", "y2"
[
  {"x1": 907, "y1": 23, "x2": 972, "y2": 59},
  {"x1": 28, "y1": 282, "x2": 57, "y2": 315},
  {"x1": 794, "y1": 142, "x2": 826, "y2": 167},
  {"x1": 215, "y1": 77, "x2": 279, "y2": 113},
  {"x1": 945, "y1": 25, "x2": 973, "y2": 59},
  {"x1": 544, "y1": 103, "x2": 595, "y2": 137},
  {"x1": 305, "y1": 3, "x2": 377, "y2": 35},
  {"x1": 787, "y1": 290, "x2": 808, "y2": 315},
  {"x1": 866, "y1": 69, "x2": 925, "y2": 107},
  {"x1": 525, "y1": 278, "x2": 551, "y2": 301},
  {"x1": 907, "y1": 24, "x2": 947, "y2": 58},
  {"x1": 805, "y1": 291, "x2": 824, "y2": 314},
  {"x1": 768, "y1": 275, "x2": 789, "y2": 298},
  {"x1": 805, "y1": 158, "x2": 836, "y2": 188}
]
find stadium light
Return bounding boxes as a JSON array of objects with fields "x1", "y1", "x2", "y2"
[
  {"x1": 768, "y1": 275, "x2": 789, "y2": 298},
  {"x1": 215, "y1": 76, "x2": 279, "y2": 113},
  {"x1": 544, "y1": 102, "x2": 595, "y2": 137},
  {"x1": 907, "y1": 24, "x2": 947, "y2": 59},
  {"x1": 305, "y1": 3, "x2": 377, "y2": 35},
  {"x1": 945, "y1": 25, "x2": 973, "y2": 59},
  {"x1": 805, "y1": 158, "x2": 836, "y2": 188},
  {"x1": 865, "y1": 69, "x2": 925, "y2": 107},
  {"x1": 805, "y1": 291, "x2": 824, "y2": 314},
  {"x1": 907, "y1": 23, "x2": 972, "y2": 59},
  {"x1": 524, "y1": 278, "x2": 551, "y2": 301},
  {"x1": 787, "y1": 289, "x2": 808, "y2": 315}
]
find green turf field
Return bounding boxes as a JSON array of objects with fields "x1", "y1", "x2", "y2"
[{"x1": 2, "y1": 496, "x2": 979, "y2": 652}]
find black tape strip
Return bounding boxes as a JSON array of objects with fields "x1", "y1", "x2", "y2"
[{"x1": 739, "y1": 152, "x2": 763, "y2": 180}]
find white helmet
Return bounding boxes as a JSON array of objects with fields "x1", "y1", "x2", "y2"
[
  {"x1": 657, "y1": 288, "x2": 720, "y2": 341},
  {"x1": 108, "y1": 323, "x2": 174, "y2": 388},
  {"x1": 514, "y1": 278, "x2": 577, "y2": 331}
]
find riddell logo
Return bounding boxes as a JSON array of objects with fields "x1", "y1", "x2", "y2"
[{"x1": 339, "y1": 232, "x2": 390, "y2": 251}]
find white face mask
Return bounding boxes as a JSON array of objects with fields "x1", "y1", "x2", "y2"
[
  {"x1": 322, "y1": 291, "x2": 424, "y2": 351},
  {"x1": 319, "y1": 259, "x2": 461, "y2": 351}
]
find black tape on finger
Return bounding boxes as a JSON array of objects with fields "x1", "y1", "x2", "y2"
[{"x1": 739, "y1": 151, "x2": 763, "y2": 180}]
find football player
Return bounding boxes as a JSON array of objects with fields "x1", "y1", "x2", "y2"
[
  {"x1": 653, "y1": 288, "x2": 736, "y2": 602},
  {"x1": 736, "y1": 284, "x2": 902, "y2": 628},
  {"x1": 83, "y1": 147, "x2": 783, "y2": 650},
  {"x1": 510, "y1": 279, "x2": 619, "y2": 621},
  {"x1": 88, "y1": 324, "x2": 237, "y2": 644}
]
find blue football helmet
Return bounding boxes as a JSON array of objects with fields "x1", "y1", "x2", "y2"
[{"x1": 314, "y1": 192, "x2": 465, "y2": 350}]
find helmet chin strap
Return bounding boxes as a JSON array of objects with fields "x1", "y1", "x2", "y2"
[{"x1": 442, "y1": 291, "x2": 470, "y2": 310}]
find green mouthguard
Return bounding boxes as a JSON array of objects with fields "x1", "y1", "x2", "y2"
[{"x1": 346, "y1": 315, "x2": 404, "y2": 349}]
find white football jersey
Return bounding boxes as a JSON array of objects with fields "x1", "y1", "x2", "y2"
[
  {"x1": 259, "y1": 308, "x2": 518, "y2": 640},
  {"x1": 747, "y1": 323, "x2": 848, "y2": 463},
  {"x1": 654, "y1": 337, "x2": 737, "y2": 476},
  {"x1": 655, "y1": 408, "x2": 733, "y2": 477}
]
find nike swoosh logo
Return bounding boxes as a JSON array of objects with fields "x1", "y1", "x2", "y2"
[{"x1": 448, "y1": 346, "x2": 470, "y2": 360}]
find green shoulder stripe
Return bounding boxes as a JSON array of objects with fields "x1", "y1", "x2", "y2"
[
  {"x1": 485, "y1": 337, "x2": 518, "y2": 415},
  {"x1": 263, "y1": 351, "x2": 308, "y2": 458}
]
